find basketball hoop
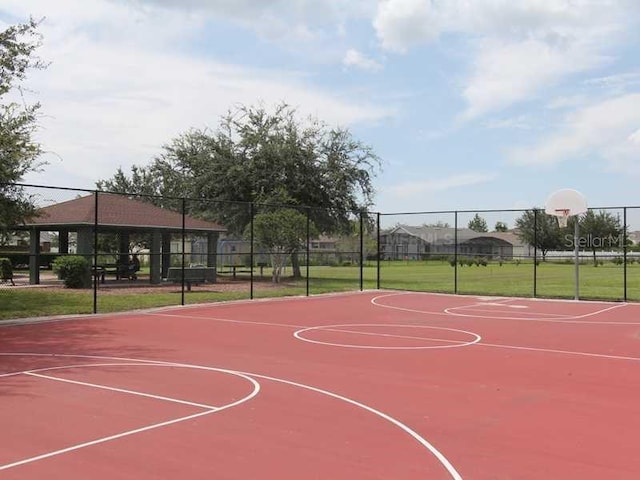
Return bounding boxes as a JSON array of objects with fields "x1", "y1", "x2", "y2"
[
  {"x1": 555, "y1": 209, "x2": 570, "y2": 228},
  {"x1": 544, "y1": 188, "x2": 588, "y2": 301},
  {"x1": 544, "y1": 189, "x2": 588, "y2": 226}
]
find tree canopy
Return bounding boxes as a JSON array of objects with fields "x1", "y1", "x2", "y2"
[
  {"x1": 494, "y1": 221, "x2": 508, "y2": 232},
  {"x1": 568, "y1": 210, "x2": 623, "y2": 265},
  {"x1": 468, "y1": 213, "x2": 488, "y2": 232},
  {"x1": 0, "y1": 18, "x2": 46, "y2": 231},
  {"x1": 97, "y1": 103, "x2": 380, "y2": 237},
  {"x1": 515, "y1": 209, "x2": 563, "y2": 260}
]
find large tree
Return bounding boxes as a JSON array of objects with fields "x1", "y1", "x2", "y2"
[
  {"x1": 0, "y1": 19, "x2": 46, "y2": 232},
  {"x1": 515, "y1": 209, "x2": 563, "y2": 260},
  {"x1": 98, "y1": 103, "x2": 380, "y2": 276},
  {"x1": 568, "y1": 210, "x2": 623, "y2": 266}
]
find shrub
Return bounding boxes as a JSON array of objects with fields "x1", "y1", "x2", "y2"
[
  {"x1": 448, "y1": 257, "x2": 456, "y2": 267},
  {"x1": 0, "y1": 258, "x2": 13, "y2": 282},
  {"x1": 52, "y1": 256, "x2": 91, "y2": 289}
]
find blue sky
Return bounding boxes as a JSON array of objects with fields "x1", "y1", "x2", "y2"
[{"x1": 3, "y1": 0, "x2": 640, "y2": 227}]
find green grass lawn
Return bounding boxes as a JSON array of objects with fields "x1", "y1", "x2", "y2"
[{"x1": 1, "y1": 260, "x2": 638, "y2": 321}]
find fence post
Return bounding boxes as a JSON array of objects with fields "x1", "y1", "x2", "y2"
[
  {"x1": 250, "y1": 202, "x2": 254, "y2": 300},
  {"x1": 624, "y1": 207, "x2": 628, "y2": 302},
  {"x1": 533, "y1": 209, "x2": 538, "y2": 298},
  {"x1": 454, "y1": 211, "x2": 458, "y2": 294},
  {"x1": 181, "y1": 197, "x2": 186, "y2": 306},
  {"x1": 306, "y1": 207, "x2": 310, "y2": 297},
  {"x1": 93, "y1": 191, "x2": 99, "y2": 314},
  {"x1": 359, "y1": 211, "x2": 364, "y2": 291},
  {"x1": 376, "y1": 212, "x2": 381, "y2": 290}
]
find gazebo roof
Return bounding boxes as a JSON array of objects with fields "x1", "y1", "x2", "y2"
[{"x1": 22, "y1": 194, "x2": 226, "y2": 233}]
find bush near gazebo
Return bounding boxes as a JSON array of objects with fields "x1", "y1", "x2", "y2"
[{"x1": 52, "y1": 256, "x2": 91, "y2": 289}]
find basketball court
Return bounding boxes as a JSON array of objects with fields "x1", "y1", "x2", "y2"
[{"x1": 1, "y1": 290, "x2": 639, "y2": 479}]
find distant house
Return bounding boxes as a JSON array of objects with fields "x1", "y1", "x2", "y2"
[
  {"x1": 1, "y1": 231, "x2": 52, "y2": 252},
  {"x1": 215, "y1": 234, "x2": 341, "y2": 267},
  {"x1": 380, "y1": 225, "x2": 532, "y2": 260}
]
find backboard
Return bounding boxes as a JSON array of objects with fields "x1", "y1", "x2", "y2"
[{"x1": 544, "y1": 189, "x2": 587, "y2": 227}]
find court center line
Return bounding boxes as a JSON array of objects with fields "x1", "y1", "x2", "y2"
[
  {"x1": 148, "y1": 313, "x2": 474, "y2": 346},
  {"x1": 146, "y1": 312, "x2": 303, "y2": 329},
  {"x1": 325, "y1": 328, "x2": 470, "y2": 345},
  {"x1": 23, "y1": 372, "x2": 220, "y2": 410}
]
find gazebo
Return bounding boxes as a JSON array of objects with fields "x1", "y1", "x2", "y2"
[{"x1": 19, "y1": 193, "x2": 226, "y2": 285}]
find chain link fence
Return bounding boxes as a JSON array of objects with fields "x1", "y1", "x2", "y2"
[{"x1": 1, "y1": 183, "x2": 639, "y2": 320}]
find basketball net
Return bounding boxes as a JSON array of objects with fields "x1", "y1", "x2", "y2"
[{"x1": 555, "y1": 209, "x2": 570, "y2": 228}]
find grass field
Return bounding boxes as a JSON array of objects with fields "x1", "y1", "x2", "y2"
[{"x1": 1, "y1": 260, "x2": 638, "y2": 321}]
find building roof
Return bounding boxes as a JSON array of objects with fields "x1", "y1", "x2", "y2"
[
  {"x1": 22, "y1": 194, "x2": 226, "y2": 232},
  {"x1": 383, "y1": 224, "x2": 525, "y2": 246}
]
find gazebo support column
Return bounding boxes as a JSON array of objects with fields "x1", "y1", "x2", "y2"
[
  {"x1": 77, "y1": 228, "x2": 93, "y2": 257},
  {"x1": 119, "y1": 232, "x2": 130, "y2": 265},
  {"x1": 150, "y1": 231, "x2": 162, "y2": 284},
  {"x1": 161, "y1": 233, "x2": 171, "y2": 279},
  {"x1": 59, "y1": 229, "x2": 69, "y2": 254},
  {"x1": 207, "y1": 232, "x2": 219, "y2": 283},
  {"x1": 29, "y1": 228, "x2": 41, "y2": 285}
]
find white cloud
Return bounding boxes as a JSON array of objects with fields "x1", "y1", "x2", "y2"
[
  {"x1": 118, "y1": 0, "x2": 377, "y2": 44},
  {"x1": 373, "y1": 0, "x2": 637, "y2": 119},
  {"x1": 384, "y1": 173, "x2": 497, "y2": 199},
  {"x1": 484, "y1": 115, "x2": 533, "y2": 130},
  {"x1": 343, "y1": 49, "x2": 382, "y2": 71},
  {"x1": 461, "y1": 37, "x2": 607, "y2": 120},
  {"x1": 508, "y1": 94, "x2": 640, "y2": 171},
  {"x1": 1, "y1": 1, "x2": 392, "y2": 188}
]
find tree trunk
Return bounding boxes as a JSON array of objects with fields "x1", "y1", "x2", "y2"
[
  {"x1": 592, "y1": 249, "x2": 597, "y2": 266},
  {"x1": 291, "y1": 251, "x2": 302, "y2": 279}
]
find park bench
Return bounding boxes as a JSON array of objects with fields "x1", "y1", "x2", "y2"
[
  {"x1": 166, "y1": 266, "x2": 216, "y2": 291},
  {"x1": 92, "y1": 263, "x2": 138, "y2": 283}
]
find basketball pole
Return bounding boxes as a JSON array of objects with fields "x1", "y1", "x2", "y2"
[{"x1": 574, "y1": 217, "x2": 579, "y2": 300}]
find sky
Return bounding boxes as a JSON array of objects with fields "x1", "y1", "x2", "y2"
[{"x1": 2, "y1": 0, "x2": 640, "y2": 228}]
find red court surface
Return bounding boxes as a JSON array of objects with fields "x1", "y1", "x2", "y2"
[{"x1": 1, "y1": 291, "x2": 639, "y2": 479}]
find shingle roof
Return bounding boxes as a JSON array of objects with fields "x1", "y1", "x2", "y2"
[
  {"x1": 384, "y1": 224, "x2": 524, "y2": 246},
  {"x1": 24, "y1": 194, "x2": 226, "y2": 232}
]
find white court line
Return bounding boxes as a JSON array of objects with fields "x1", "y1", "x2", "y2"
[
  {"x1": 294, "y1": 324, "x2": 481, "y2": 350},
  {"x1": 446, "y1": 307, "x2": 569, "y2": 318},
  {"x1": 444, "y1": 302, "x2": 630, "y2": 323},
  {"x1": 329, "y1": 328, "x2": 474, "y2": 345},
  {"x1": 0, "y1": 361, "x2": 260, "y2": 472},
  {"x1": 147, "y1": 313, "x2": 481, "y2": 351},
  {"x1": 372, "y1": 292, "x2": 636, "y2": 324},
  {"x1": 475, "y1": 342, "x2": 640, "y2": 363},
  {"x1": 24, "y1": 372, "x2": 219, "y2": 410},
  {"x1": 0, "y1": 352, "x2": 462, "y2": 480},
  {"x1": 0, "y1": 370, "x2": 26, "y2": 378},
  {"x1": 146, "y1": 312, "x2": 301, "y2": 329},
  {"x1": 0, "y1": 409, "x2": 219, "y2": 471}
]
